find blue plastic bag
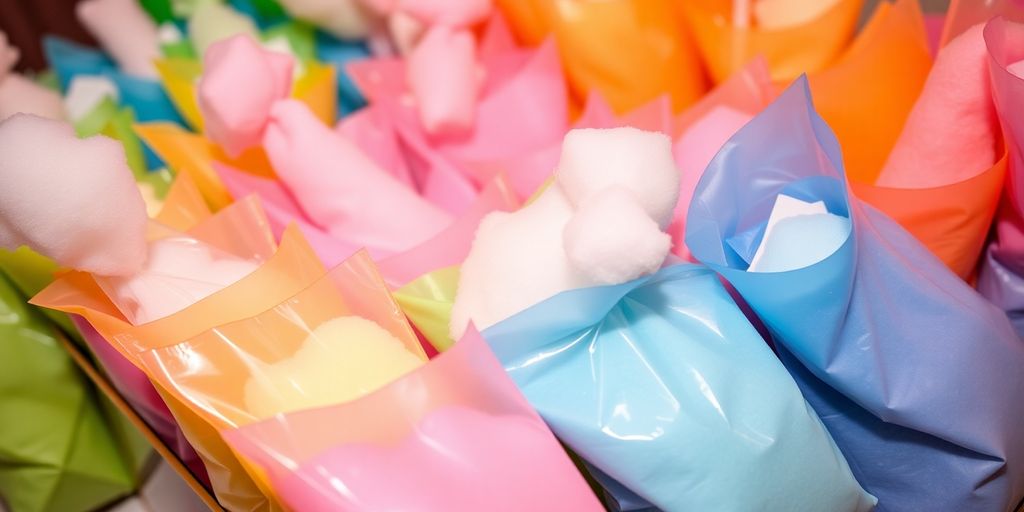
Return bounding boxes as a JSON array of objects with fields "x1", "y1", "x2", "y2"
[
  {"x1": 482, "y1": 264, "x2": 874, "y2": 512},
  {"x1": 686, "y1": 77, "x2": 1024, "y2": 512}
]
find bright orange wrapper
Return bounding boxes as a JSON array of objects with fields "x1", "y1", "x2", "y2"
[
  {"x1": 810, "y1": 0, "x2": 1005, "y2": 280},
  {"x1": 681, "y1": 0, "x2": 863, "y2": 84},
  {"x1": 498, "y1": 0, "x2": 708, "y2": 114}
]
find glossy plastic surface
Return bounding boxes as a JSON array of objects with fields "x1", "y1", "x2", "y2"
[
  {"x1": 483, "y1": 264, "x2": 873, "y2": 512},
  {"x1": 686, "y1": 77, "x2": 1024, "y2": 511},
  {"x1": 223, "y1": 328, "x2": 601, "y2": 512}
]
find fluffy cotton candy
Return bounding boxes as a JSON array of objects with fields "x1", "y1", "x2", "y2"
[
  {"x1": 450, "y1": 190, "x2": 584, "y2": 338},
  {"x1": 407, "y1": 26, "x2": 479, "y2": 136},
  {"x1": 263, "y1": 100, "x2": 453, "y2": 251},
  {"x1": 188, "y1": 2, "x2": 259, "y2": 57},
  {"x1": 76, "y1": 0, "x2": 160, "y2": 78},
  {"x1": 277, "y1": 0, "x2": 378, "y2": 40},
  {"x1": 198, "y1": 35, "x2": 293, "y2": 157},
  {"x1": 564, "y1": 187, "x2": 671, "y2": 284},
  {"x1": 753, "y1": 0, "x2": 839, "y2": 29},
  {"x1": 0, "y1": 33, "x2": 64, "y2": 121},
  {"x1": 243, "y1": 316, "x2": 424, "y2": 419},
  {"x1": 747, "y1": 194, "x2": 851, "y2": 273},
  {"x1": 97, "y1": 237, "x2": 258, "y2": 324},
  {"x1": 877, "y1": 24, "x2": 999, "y2": 188},
  {"x1": 558, "y1": 127, "x2": 680, "y2": 227},
  {"x1": 450, "y1": 127, "x2": 679, "y2": 339},
  {"x1": 396, "y1": 0, "x2": 492, "y2": 28},
  {"x1": 63, "y1": 76, "x2": 119, "y2": 123},
  {"x1": 0, "y1": 75, "x2": 66, "y2": 121},
  {"x1": 0, "y1": 115, "x2": 146, "y2": 275}
]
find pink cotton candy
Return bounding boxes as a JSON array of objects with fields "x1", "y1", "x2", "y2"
[
  {"x1": 407, "y1": 26, "x2": 480, "y2": 136},
  {"x1": 275, "y1": 406, "x2": 596, "y2": 512},
  {"x1": 198, "y1": 35, "x2": 294, "y2": 158},
  {"x1": 0, "y1": 115, "x2": 147, "y2": 276},
  {"x1": 396, "y1": 0, "x2": 492, "y2": 28},
  {"x1": 76, "y1": 0, "x2": 160, "y2": 78},
  {"x1": 0, "y1": 33, "x2": 64, "y2": 121},
  {"x1": 264, "y1": 100, "x2": 453, "y2": 253},
  {"x1": 877, "y1": 24, "x2": 1000, "y2": 188},
  {"x1": 335, "y1": 107, "x2": 414, "y2": 188}
]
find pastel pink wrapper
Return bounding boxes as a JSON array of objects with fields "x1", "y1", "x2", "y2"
[
  {"x1": 222, "y1": 328, "x2": 601, "y2": 512},
  {"x1": 348, "y1": 15, "x2": 569, "y2": 190},
  {"x1": 215, "y1": 161, "x2": 519, "y2": 284},
  {"x1": 396, "y1": 0, "x2": 492, "y2": 28},
  {"x1": 263, "y1": 99, "x2": 454, "y2": 253}
]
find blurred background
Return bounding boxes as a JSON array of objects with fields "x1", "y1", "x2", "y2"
[{"x1": 1, "y1": 0, "x2": 953, "y2": 73}]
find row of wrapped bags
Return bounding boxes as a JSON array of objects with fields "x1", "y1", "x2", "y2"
[{"x1": 1, "y1": 0, "x2": 1024, "y2": 511}]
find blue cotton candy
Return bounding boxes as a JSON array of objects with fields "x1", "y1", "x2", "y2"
[
  {"x1": 751, "y1": 211, "x2": 851, "y2": 273},
  {"x1": 483, "y1": 264, "x2": 875, "y2": 512}
]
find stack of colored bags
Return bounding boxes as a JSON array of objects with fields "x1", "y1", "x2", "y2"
[{"x1": 0, "y1": 0, "x2": 1023, "y2": 511}]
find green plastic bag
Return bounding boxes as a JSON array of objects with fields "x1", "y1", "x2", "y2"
[{"x1": 0, "y1": 273, "x2": 139, "y2": 512}]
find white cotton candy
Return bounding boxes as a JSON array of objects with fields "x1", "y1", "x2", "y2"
[
  {"x1": 63, "y1": 76, "x2": 119, "y2": 123},
  {"x1": 0, "y1": 114, "x2": 147, "y2": 275},
  {"x1": 557, "y1": 127, "x2": 680, "y2": 228},
  {"x1": 747, "y1": 194, "x2": 851, "y2": 273},
  {"x1": 450, "y1": 127, "x2": 679, "y2": 339},
  {"x1": 96, "y1": 237, "x2": 258, "y2": 324},
  {"x1": 563, "y1": 186, "x2": 671, "y2": 285}
]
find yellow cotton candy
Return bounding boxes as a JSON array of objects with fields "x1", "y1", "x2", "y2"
[{"x1": 243, "y1": 316, "x2": 425, "y2": 419}]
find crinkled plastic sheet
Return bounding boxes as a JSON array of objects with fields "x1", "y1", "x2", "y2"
[
  {"x1": 686, "y1": 77, "x2": 1024, "y2": 511},
  {"x1": 483, "y1": 264, "x2": 873, "y2": 512}
]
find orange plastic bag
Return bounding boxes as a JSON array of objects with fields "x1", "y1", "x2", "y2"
[
  {"x1": 132, "y1": 251, "x2": 429, "y2": 507},
  {"x1": 498, "y1": 0, "x2": 707, "y2": 114},
  {"x1": 680, "y1": 0, "x2": 863, "y2": 83},
  {"x1": 809, "y1": 0, "x2": 933, "y2": 183},
  {"x1": 850, "y1": 154, "x2": 1008, "y2": 279},
  {"x1": 32, "y1": 201, "x2": 325, "y2": 511}
]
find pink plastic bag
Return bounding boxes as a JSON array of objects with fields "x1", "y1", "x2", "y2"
[{"x1": 222, "y1": 328, "x2": 602, "y2": 512}]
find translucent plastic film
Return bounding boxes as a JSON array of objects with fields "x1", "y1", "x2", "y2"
[
  {"x1": 680, "y1": 0, "x2": 863, "y2": 83},
  {"x1": 686, "y1": 77, "x2": 1024, "y2": 511},
  {"x1": 482, "y1": 264, "x2": 873, "y2": 512},
  {"x1": 498, "y1": 0, "x2": 707, "y2": 114},
  {"x1": 223, "y1": 329, "x2": 601, "y2": 512},
  {"x1": 136, "y1": 250, "x2": 426, "y2": 430},
  {"x1": 979, "y1": 18, "x2": 1024, "y2": 335}
]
